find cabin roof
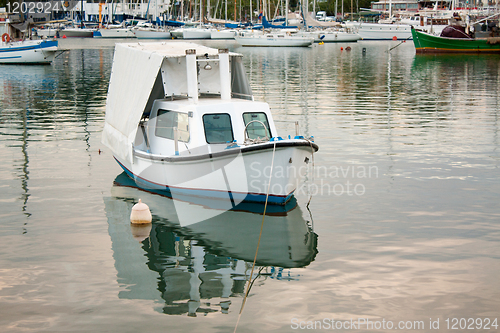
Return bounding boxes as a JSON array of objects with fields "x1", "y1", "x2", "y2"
[{"x1": 117, "y1": 41, "x2": 242, "y2": 58}]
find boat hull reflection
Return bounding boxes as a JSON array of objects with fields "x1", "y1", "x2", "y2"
[{"x1": 104, "y1": 172, "x2": 318, "y2": 316}]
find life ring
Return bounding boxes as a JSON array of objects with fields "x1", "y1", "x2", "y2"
[{"x1": 2, "y1": 33, "x2": 11, "y2": 43}]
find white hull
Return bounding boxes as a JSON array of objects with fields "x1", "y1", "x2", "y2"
[
  {"x1": 170, "y1": 28, "x2": 184, "y2": 38},
  {"x1": 94, "y1": 28, "x2": 136, "y2": 38},
  {"x1": 0, "y1": 40, "x2": 58, "y2": 64},
  {"x1": 134, "y1": 29, "x2": 171, "y2": 39},
  {"x1": 182, "y1": 28, "x2": 212, "y2": 39},
  {"x1": 116, "y1": 142, "x2": 313, "y2": 205},
  {"x1": 235, "y1": 32, "x2": 314, "y2": 47},
  {"x1": 210, "y1": 29, "x2": 237, "y2": 39},
  {"x1": 60, "y1": 28, "x2": 94, "y2": 38},
  {"x1": 299, "y1": 30, "x2": 361, "y2": 42}
]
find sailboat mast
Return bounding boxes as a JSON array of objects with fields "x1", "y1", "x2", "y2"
[
  {"x1": 200, "y1": 0, "x2": 203, "y2": 25},
  {"x1": 285, "y1": 0, "x2": 288, "y2": 24}
]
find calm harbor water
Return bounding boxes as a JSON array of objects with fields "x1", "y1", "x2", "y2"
[{"x1": 1, "y1": 38, "x2": 499, "y2": 332}]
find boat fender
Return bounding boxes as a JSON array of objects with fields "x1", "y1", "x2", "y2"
[
  {"x1": 270, "y1": 136, "x2": 284, "y2": 141},
  {"x1": 2, "y1": 33, "x2": 11, "y2": 43},
  {"x1": 294, "y1": 135, "x2": 305, "y2": 140}
]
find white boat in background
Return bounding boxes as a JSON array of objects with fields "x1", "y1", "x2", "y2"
[
  {"x1": 210, "y1": 28, "x2": 237, "y2": 39},
  {"x1": 182, "y1": 27, "x2": 212, "y2": 39},
  {"x1": 345, "y1": 21, "x2": 413, "y2": 40},
  {"x1": 235, "y1": 30, "x2": 314, "y2": 47},
  {"x1": 399, "y1": 12, "x2": 454, "y2": 36},
  {"x1": 93, "y1": 27, "x2": 136, "y2": 38},
  {"x1": 102, "y1": 42, "x2": 318, "y2": 205},
  {"x1": 59, "y1": 27, "x2": 95, "y2": 38},
  {"x1": 170, "y1": 27, "x2": 185, "y2": 39},
  {"x1": 134, "y1": 28, "x2": 171, "y2": 39},
  {"x1": 0, "y1": 38, "x2": 59, "y2": 64},
  {"x1": 299, "y1": 11, "x2": 361, "y2": 42},
  {"x1": 298, "y1": 28, "x2": 361, "y2": 42},
  {"x1": 36, "y1": 28, "x2": 58, "y2": 38}
]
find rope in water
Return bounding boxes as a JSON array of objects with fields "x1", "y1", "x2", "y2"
[
  {"x1": 233, "y1": 141, "x2": 277, "y2": 333},
  {"x1": 306, "y1": 139, "x2": 316, "y2": 229}
]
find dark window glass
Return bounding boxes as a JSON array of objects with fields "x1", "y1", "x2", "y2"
[
  {"x1": 243, "y1": 112, "x2": 271, "y2": 139},
  {"x1": 203, "y1": 113, "x2": 234, "y2": 143}
]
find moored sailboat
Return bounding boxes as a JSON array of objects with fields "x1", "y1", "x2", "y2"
[{"x1": 0, "y1": 37, "x2": 59, "y2": 64}]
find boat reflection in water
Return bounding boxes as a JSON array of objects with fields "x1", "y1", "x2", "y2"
[{"x1": 104, "y1": 172, "x2": 318, "y2": 316}]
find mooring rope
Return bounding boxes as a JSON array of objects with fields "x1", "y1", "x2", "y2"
[
  {"x1": 306, "y1": 139, "x2": 316, "y2": 229},
  {"x1": 388, "y1": 35, "x2": 413, "y2": 52},
  {"x1": 233, "y1": 140, "x2": 277, "y2": 333}
]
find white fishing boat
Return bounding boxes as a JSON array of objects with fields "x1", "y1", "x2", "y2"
[
  {"x1": 134, "y1": 28, "x2": 171, "y2": 39},
  {"x1": 102, "y1": 42, "x2": 318, "y2": 205},
  {"x1": 235, "y1": 30, "x2": 314, "y2": 47},
  {"x1": 0, "y1": 38, "x2": 59, "y2": 64}
]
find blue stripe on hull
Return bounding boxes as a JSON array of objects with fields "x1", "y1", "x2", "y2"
[
  {"x1": 115, "y1": 158, "x2": 294, "y2": 205},
  {"x1": 0, "y1": 40, "x2": 58, "y2": 53}
]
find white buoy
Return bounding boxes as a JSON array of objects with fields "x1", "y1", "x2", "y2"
[{"x1": 130, "y1": 199, "x2": 152, "y2": 224}]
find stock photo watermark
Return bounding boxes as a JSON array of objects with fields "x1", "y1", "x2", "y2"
[
  {"x1": 248, "y1": 162, "x2": 379, "y2": 197},
  {"x1": 291, "y1": 317, "x2": 499, "y2": 330}
]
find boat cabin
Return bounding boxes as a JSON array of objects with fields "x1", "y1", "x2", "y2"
[{"x1": 136, "y1": 98, "x2": 276, "y2": 157}]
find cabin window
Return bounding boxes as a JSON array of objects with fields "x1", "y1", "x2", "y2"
[
  {"x1": 203, "y1": 113, "x2": 234, "y2": 143},
  {"x1": 155, "y1": 109, "x2": 190, "y2": 142},
  {"x1": 243, "y1": 112, "x2": 271, "y2": 139}
]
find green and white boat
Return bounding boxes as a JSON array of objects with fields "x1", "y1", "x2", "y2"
[{"x1": 411, "y1": 27, "x2": 500, "y2": 54}]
